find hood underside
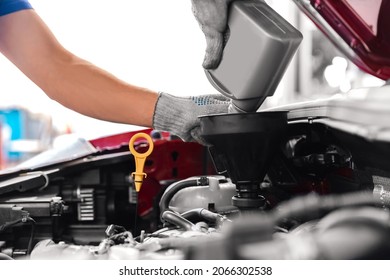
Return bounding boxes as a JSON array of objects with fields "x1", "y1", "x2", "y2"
[{"x1": 293, "y1": 0, "x2": 390, "y2": 80}]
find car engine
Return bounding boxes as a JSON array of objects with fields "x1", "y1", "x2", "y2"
[{"x1": 1, "y1": 104, "x2": 390, "y2": 260}]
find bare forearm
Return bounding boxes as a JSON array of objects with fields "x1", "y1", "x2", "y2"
[
  {"x1": 0, "y1": 9, "x2": 158, "y2": 128},
  {"x1": 38, "y1": 52, "x2": 158, "y2": 127}
]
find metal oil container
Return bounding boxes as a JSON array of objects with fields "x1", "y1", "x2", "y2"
[{"x1": 205, "y1": 0, "x2": 303, "y2": 112}]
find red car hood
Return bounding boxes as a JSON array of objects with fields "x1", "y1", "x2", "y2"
[{"x1": 293, "y1": 0, "x2": 390, "y2": 80}]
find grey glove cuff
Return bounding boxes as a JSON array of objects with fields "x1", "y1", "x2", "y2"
[{"x1": 153, "y1": 92, "x2": 230, "y2": 143}]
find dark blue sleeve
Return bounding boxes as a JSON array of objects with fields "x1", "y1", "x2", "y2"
[{"x1": 0, "y1": 0, "x2": 33, "y2": 17}]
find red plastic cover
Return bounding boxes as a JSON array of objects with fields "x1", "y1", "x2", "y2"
[{"x1": 294, "y1": 0, "x2": 390, "y2": 80}]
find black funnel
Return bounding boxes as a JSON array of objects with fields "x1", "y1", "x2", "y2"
[{"x1": 199, "y1": 112, "x2": 287, "y2": 209}]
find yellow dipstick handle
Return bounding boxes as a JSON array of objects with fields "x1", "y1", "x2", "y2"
[{"x1": 129, "y1": 132, "x2": 154, "y2": 192}]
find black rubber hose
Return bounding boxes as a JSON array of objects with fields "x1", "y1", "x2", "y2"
[
  {"x1": 0, "y1": 217, "x2": 36, "y2": 255},
  {"x1": 181, "y1": 208, "x2": 223, "y2": 224},
  {"x1": 0, "y1": 219, "x2": 22, "y2": 233},
  {"x1": 26, "y1": 217, "x2": 36, "y2": 255},
  {"x1": 159, "y1": 177, "x2": 209, "y2": 220},
  {"x1": 161, "y1": 211, "x2": 196, "y2": 231}
]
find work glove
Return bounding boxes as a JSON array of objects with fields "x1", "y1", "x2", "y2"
[
  {"x1": 191, "y1": 0, "x2": 243, "y2": 69},
  {"x1": 152, "y1": 92, "x2": 230, "y2": 143}
]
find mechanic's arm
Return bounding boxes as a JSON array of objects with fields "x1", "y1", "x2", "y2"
[
  {"x1": 0, "y1": 9, "x2": 230, "y2": 143},
  {"x1": 0, "y1": 9, "x2": 158, "y2": 127}
]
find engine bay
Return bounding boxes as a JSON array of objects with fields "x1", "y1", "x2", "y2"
[{"x1": 1, "y1": 105, "x2": 390, "y2": 260}]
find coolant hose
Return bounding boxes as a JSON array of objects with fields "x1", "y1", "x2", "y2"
[
  {"x1": 159, "y1": 177, "x2": 209, "y2": 220},
  {"x1": 181, "y1": 208, "x2": 224, "y2": 224},
  {"x1": 161, "y1": 211, "x2": 196, "y2": 231}
]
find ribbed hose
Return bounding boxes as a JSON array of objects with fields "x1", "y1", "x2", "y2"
[{"x1": 159, "y1": 177, "x2": 209, "y2": 220}]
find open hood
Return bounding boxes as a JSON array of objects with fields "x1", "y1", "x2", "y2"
[{"x1": 293, "y1": 0, "x2": 390, "y2": 80}]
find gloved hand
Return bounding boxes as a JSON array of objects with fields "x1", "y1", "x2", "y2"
[
  {"x1": 152, "y1": 92, "x2": 230, "y2": 143},
  {"x1": 191, "y1": 0, "x2": 242, "y2": 69}
]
